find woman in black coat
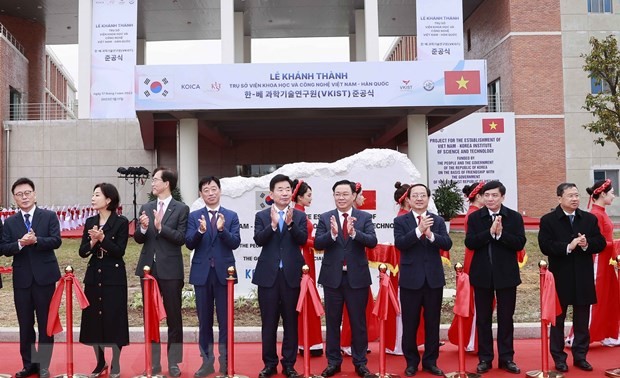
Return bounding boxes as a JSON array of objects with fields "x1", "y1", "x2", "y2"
[{"x1": 79, "y1": 183, "x2": 129, "y2": 378}]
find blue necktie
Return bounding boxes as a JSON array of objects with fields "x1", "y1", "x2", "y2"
[
  {"x1": 24, "y1": 214, "x2": 31, "y2": 232},
  {"x1": 569, "y1": 214, "x2": 575, "y2": 225},
  {"x1": 278, "y1": 210, "x2": 285, "y2": 232}
]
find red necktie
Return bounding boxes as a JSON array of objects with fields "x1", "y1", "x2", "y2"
[{"x1": 342, "y1": 213, "x2": 349, "y2": 240}]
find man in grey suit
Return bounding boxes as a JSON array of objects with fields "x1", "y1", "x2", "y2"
[
  {"x1": 315, "y1": 179, "x2": 377, "y2": 378},
  {"x1": 135, "y1": 167, "x2": 189, "y2": 377}
]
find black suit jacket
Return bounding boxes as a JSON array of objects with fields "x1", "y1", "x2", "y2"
[
  {"x1": 538, "y1": 205, "x2": 606, "y2": 305},
  {"x1": 394, "y1": 211, "x2": 452, "y2": 290},
  {"x1": 134, "y1": 198, "x2": 189, "y2": 279},
  {"x1": 252, "y1": 207, "x2": 308, "y2": 288},
  {"x1": 79, "y1": 213, "x2": 129, "y2": 286},
  {"x1": 315, "y1": 208, "x2": 378, "y2": 289},
  {"x1": 2, "y1": 208, "x2": 62, "y2": 288},
  {"x1": 465, "y1": 205, "x2": 526, "y2": 289}
]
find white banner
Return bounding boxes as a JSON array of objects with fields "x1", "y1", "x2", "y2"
[
  {"x1": 189, "y1": 149, "x2": 426, "y2": 298},
  {"x1": 416, "y1": 0, "x2": 465, "y2": 61},
  {"x1": 91, "y1": 0, "x2": 137, "y2": 118},
  {"x1": 135, "y1": 60, "x2": 486, "y2": 111},
  {"x1": 428, "y1": 112, "x2": 518, "y2": 210}
]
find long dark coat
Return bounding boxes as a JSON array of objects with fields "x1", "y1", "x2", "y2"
[
  {"x1": 538, "y1": 206, "x2": 606, "y2": 306},
  {"x1": 78, "y1": 212, "x2": 130, "y2": 347}
]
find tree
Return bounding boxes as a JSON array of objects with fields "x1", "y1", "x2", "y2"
[{"x1": 582, "y1": 35, "x2": 620, "y2": 155}]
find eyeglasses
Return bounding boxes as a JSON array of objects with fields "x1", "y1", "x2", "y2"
[
  {"x1": 334, "y1": 192, "x2": 352, "y2": 198},
  {"x1": 14, "y1": 190, "x2": 33, "y2": 197},
  {"x1": 410, "y1": 193, "x2": 428, "y2": 199},
  {"x1": 152, "y1": 177, "x2": 163, "y2": 183},
  {"x1": 562, "y1": 193, "x2": 580, "y2": 199}
]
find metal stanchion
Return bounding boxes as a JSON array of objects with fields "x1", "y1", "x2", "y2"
[
  {"x1": 369, "y1": 264, "x2": 399, "y2": 378},
  {"x1": 445, "y1": 263, "x2": 479, "y2": 378},
  {"x1": 134, "y1": 266, "x2": 165, "y2": 378},
  {"x1": 526, "y1": 261, "x2": 563, "y2": 378},
  {"x1": 216, "y1": 267, "x2": 248, "y2": 378},
  {"x1": 54, "y1": 266, "x2": 89, "y2": 378},
  {"x1": 0, "y1": 266, "x2": 12, "y2": 378},
  {"x1": 604, "y1": 257, "x2": 620, "y2": 377},
  {"x1": 299, "y1": 265, "x2": 321, "y2": 378}
]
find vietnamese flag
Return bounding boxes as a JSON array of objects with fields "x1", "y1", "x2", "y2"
[
  {"x1": 444, "y1": 70, "x2": 481, "y2": 95},
  {"x1": 357, "y1": 190, "x2": 377, "y2": 210},
  {"x1": 482, "y1": 118, "x2": 505, "y2": 133}
]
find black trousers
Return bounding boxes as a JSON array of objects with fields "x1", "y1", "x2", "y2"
[
  {"x1": 400, "y1": 282, "x2": 442, "y2": 369},
  {"x1": 14, "y1": 283, "x2": 55, "y2": 369},
  {"x1": 257, "y1": 269, "x2": 300, "y2": 369},
  {"x1": 195, "y1": 267, "x2": 228, "y2": 367},
  {"x1": 324, "y1": 273, "x2": 369, "y2": 368},
  {"x1": 550, "y1": 303, "x2": 590, "y2": 364},
  {"x1": 474, "y1": 286, "x2": 517, "y2": 363}
]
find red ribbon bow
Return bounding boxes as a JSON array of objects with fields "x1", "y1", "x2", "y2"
[
  {"x1": 453, "y1": 271, "x2": 471, "y2": 317},
  {"x1": 144, "y1": 272, "x2": 167, "y2": 342},
  {"x1": 372, "y1": 270, "x2": 400, "y2": 320},
  {"x1": 47, "y1": 273, "x2": 90, "y2": 336},
  {"x1": 296, "y1": 273, "x2": 324, "y2": 317}
]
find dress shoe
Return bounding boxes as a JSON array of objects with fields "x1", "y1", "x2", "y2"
[
  {"x1": 574, "y1": 360, "x2": 593, "y2": 371},
  {"x1": 194, "y1": 364, "x2": 215, "y2": 378},
  {"x1": 15, "y1": 366, "x2": 38, "y2": 378},
  {"x1": 499, "y1": 360, "x2": 520, "y2": 374},
  {"x1": 283, "y1": 367, "x2": 300, "y2": 378},
  {"x1": 258, "y1": 366, "x2": 277, "y2": 378},
  {"x1": 321, "y1": 365, "x2": 341, "y2": 377},
  {"x1": 476, "y1": 361, "x2": 492, "y2": 374},
  {"x1": 355, "y1": 365, "x2": 371, "y2": 378},
  {"x1": 404, "y1": 366, "x2": 417, "y2": 376},
  {"x1": 39, "y1": 368, "x2": 51, "y2": 378},
  {"x1": 169, "y1": 364, "x2": 182, "y2": 377},
  {"x1": 555, "y1": 362, "x2": 568, "y2": 372},
  {"x1": 422, "y1": 365, "x2": 444, "y2": 376},
  {"x1": 90, "y1": 364, "x2": 109, "y2": 378}
]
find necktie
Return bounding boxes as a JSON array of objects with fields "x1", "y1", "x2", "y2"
[
  {"x1": 569, "y1": 214, "x2": 575, "y2": 225},
  {"x1": 24, "y1": 214, "x2": 31, "y2": 232},
  {"x1": 489, "y1": 213, "x2": 497, "y2": 264},
  {"x1": 342, "y1": 213, "x2": 349, "y2": 240},
  {"x1": 209, "y1": 210, "x2": 218, "y2": 234},
  {"x1": 278, "y1": 210, "x2": 285, "y2": 232},
  {"x1": 157, "y1": 201, "x2": 165, "y2": 222},
  {"x1": 417, "y1": 215, "x2": 425, "y2": 239}
]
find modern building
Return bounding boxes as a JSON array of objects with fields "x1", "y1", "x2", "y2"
[{"x1": 0, "y1": 0, "x2": 617, "y2": 217}]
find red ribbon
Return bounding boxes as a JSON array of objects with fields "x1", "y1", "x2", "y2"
[
  {"x1": 453, "y1": 271, "x2": 471, "y2": 317},
  {"x1": 0, "y1": 266, "x2": 12, "y2": 274},
  {"x1": 541, "y1": 270, "x2": 561, "y2": 326},
  {"x1": 47, "y1": 273, "x2": 90, "y2": 336},
  {"x1": 144, "y1": 273, "x2": 167, "y2": 342},
  {"x1": 296, "y1": 273, "x2": 324, "y2": 317},
  {"x1": 372, "y1": 270, "x2": 400, "y2": 320}
]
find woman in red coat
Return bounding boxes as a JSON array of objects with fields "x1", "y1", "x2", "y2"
[
  {"x1": 447, "y1": 181, "x2": 485, "y2": 351},
  {"x1": 293, "y1": 179, "x2": 324, "y2": 356},
  {"x1": 587, "y1": 179, "x2": 620, "y2": 346}
]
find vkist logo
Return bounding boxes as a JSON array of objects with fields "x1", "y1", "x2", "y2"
[
  {"x1": 140, "y1": 77, "x2": 173, "y2": 99},
  {"x1": 400, "y1": 79, "x2": 413, "y2": 91}
]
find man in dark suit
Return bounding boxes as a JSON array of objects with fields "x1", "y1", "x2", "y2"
[
  {"x1": 253, "y1": 174, "x2": 308, "y2": 378},
  {"x1": 538, "y1": 182, "x2": 606, "y2": 373},
  {"x1": 2, "y1": 177, "x2": 62, "y2": 378},
  {"x1": 186, "y1": 176, "x2": 241, "y2": 377},
  {"x1": 135, "y1": 167, "x2": 189, "y2": 377},
  {"x1": 465, "y1": 181, "x2": 526, "y2": 375},
  {"x1": 315, "y1": 179, "x2": 377, "y2": 378},
  {"x1": 394, "y1": 183, "x2": 451, "y2": 377}
]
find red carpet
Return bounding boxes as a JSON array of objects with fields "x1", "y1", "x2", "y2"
[{"x1": 0, "y1": 340, "x2": 617, "y2": 377}]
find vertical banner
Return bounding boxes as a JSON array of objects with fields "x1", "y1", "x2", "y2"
[
  {"x1": 91, "y1": 0, "x2": 137, "y2": 118},
  {"x1": 427, "y1": 112, "x2": 518, "y2": 210},
  {"x1": 416, "y1": 0, "x2": 464, "y2": 61}
]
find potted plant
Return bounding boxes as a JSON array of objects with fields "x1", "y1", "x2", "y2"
[{"x1": 432, "y1": 179, "x2": 464, "y2": 230}]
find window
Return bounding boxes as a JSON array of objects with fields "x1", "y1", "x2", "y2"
[
  {"x1": 9, "y1": 87, "x2": 22, "y2": 120},
  {"x1": 236, "y1": 164, "x2": 283, "y2": 177},
  {"x1": 593, "y1": 170, "x2": 619, "y2": 192},
  {"x1": 487, "y1": 79, "x2": 501, "y2": 112},
  {"x1": 591, "y1": 76, "x2": 611, "y2": 94},
  {"x1": 588, "y1": 0, "x2": 613, "y2": 13}
]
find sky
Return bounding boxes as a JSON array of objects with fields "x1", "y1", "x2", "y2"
[{"x1": 48, "y1": 37, "x2": 398, "y2": 93}]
